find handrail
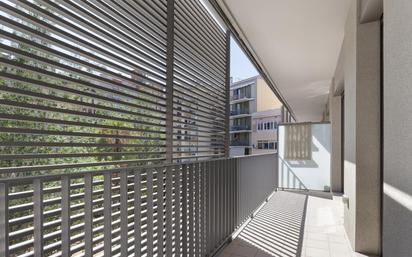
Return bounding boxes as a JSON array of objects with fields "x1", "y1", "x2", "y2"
[
  {"x1": 0, "y1": 154, "x2": 274, "y2": 182},
  {"x1": 231, "y1": 94, "x2": 251, "y2": 101},
  {"x1": 230, "y1": 140, "x2": 251, "y2": 146},
  {"x1": 230, "y1": 109, "x2": 250, "y2": 116},
  {"x1": 230, "y1": 125, "x2": 251, "y2": 131}
]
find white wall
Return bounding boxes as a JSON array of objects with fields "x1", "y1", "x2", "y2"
[
  {"x1": 278, "y1": 124, "x2": 331, "y2": 191},
  {"x1": 383, "y1": 0, "x2": 412, "y2": 256}
]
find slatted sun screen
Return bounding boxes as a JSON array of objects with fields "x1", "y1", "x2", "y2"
[
  {"x1": 173, "y1": 0, "x2": 228, "y2": 161},
  {"x1": 0, "y1": 0, "x2": 229, "y2": 178}
]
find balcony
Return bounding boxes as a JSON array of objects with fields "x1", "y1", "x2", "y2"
[
  {"x1": 230, "y1": 109, "x2": 251, "y2": 116},
  {"x1": 230, "y1": 140, "x2": 251, "y2": 147},
  {"x1": 0, "y1": 153, "x2": 358, "y2": 257},
  {"x1": 230, "y1": 125, "x2": 252, "y2": 132},
  {"x1": 230, "y1": 94, "x2": 254, "y2": 104},
  {"x1": 0, "y1": 0, "x2": 391, "y2": 256},
  {"x1": 231, "y1": 94, "x2": 244, "y2": 101}
]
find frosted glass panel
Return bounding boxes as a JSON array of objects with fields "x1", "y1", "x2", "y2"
[{"x1": 278, "y1": 124, "x2": 331, "y2": 191}]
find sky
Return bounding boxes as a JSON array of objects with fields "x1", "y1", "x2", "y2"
[{"x1": 230, "y1": 37, "x2": 259, "y2": 82}]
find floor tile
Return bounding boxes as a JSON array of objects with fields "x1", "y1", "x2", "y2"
[{"x1": 306, "y1": 247, "x2": 330, "y2": 257}]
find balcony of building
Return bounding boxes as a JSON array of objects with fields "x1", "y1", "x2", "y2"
[
  {"x1": 230, "y1": 96, "x2": 255, "y2": 105},
  {"x1": 229, "y1": 125, "x2": 252, "y2": 134},
  {"x1": 0, "y1": 0, "x2": 408, "y2": 257},
  {"x1": 230, "y1": 117, "x2": 252, "y2": 134}
]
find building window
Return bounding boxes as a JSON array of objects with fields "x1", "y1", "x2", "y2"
[
  {"x1": 269, "y1": 142, "x2": 274, "y2": 149},
  {"x1": 257, "y1": 140, "x2": 278, "y2": 150},
  {"x1": 257, "y1": 121, "x2": 279, "y2": 131}
]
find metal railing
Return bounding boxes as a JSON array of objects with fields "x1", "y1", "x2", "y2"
[
  {"x1": 230, "y1": 94, "x2": 251, "y2": 101},
  {"x1": 230, "y1": 125, "x2": 251, "y2": 131},
  {"x1": 230, "y1": 109, "x2": 250, "y2": 116},
  {"x1": 0, "y1": 154, "x2": 277, "y2": 257},
  {"x1": 230, "y1": 140, "x2": 251, "y2": 146}
]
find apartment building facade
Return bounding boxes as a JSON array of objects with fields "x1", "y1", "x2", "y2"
[
  {"x1": 230, "y1": 76, "x2": 282, "y2": 156},
  {"x1": 251, "y1": 109, "x2": 282, "y2": 155}
]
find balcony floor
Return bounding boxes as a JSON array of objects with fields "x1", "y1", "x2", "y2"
[{"x1": 217, "y1": 190, "x2": 367, "y2": 257}]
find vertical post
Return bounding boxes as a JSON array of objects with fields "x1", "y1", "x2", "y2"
[
  {"x1": 84, "y1": 174, "x2": 93, "y2": 256},
  {"x1": 61, "y1": 176, "x2": 70, "y2": 257},
  {"x1": 225, "y1": 30, "x2": 231, "y2": 157},
  {"x1": 165, "y1": 166, "x2": 173, "y2": 256},
  {"x1": 120, "y1": 171, "x2": 128, "y2": 257},
  {"x1": 0, "y1": 183, "x2": 9, "y2": 257},
  {"x1": 165, "y1": 0, "x2": 175, "y2": 163},
  {"x1": 173, "y1": 166, "x2": 181, "y2": 256},
  {"x1": 33, "y1": 179, "x2": 43, "y2": 257},
  {"x1": 134, "y1": 170, "x2": 141, "y2": 257},
  {"x1": 217, "y1": 160, "x2": 222, "y2": 241},
  {"x1": 194, "y1": 163, "x2": 199, "y2": 256},
  {"x1": 146, "y1": 170, "x2": 154, "y2": 256},
  {"x1": 201, "y1": 162, "x2": 206, "y2": 256},
  {"x1": 205, "y1": 162, "x2": 211, "y2": 255},
  {"x1": 285, "y1": 110, "x2": 289, "y2": 123},
  {"x1": 181, "y1": 165, "x2": 188, "y2": 256},
  {"x1": 209, "y1": 161, "x2": 216, "y2": 253},
  {"x1": 188, "y1": 164, "x2": 194, "y2": 256},
  {"x1": 156, "y1": 169, "x2": 164, "y2": 255},
  {"x1": 103, "y1": 173, "x2": 112, "y2": 256},
  {"x1": 223, "y1": 160, "x2": 228, "y2": 238}
]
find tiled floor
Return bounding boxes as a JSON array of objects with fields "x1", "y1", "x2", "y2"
[
  {"x1": 217, "y1": 190, "x2": 370, "y2": 257},
  {"x1": 301, "y1": 193, "x2": 353, "y2": 257}
]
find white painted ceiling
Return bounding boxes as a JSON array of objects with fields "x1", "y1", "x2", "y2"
[{"x1": 217, "y1": 0, "x2": 351, "y2": 121}]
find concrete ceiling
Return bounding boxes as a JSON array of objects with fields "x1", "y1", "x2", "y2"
[{"x1": 216, "y1": 0, "x2": 351, "y2": 121}]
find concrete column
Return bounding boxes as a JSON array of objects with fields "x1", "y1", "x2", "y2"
[
  {"x1": 356, "y1": 20, "x2": 381, "y2": 255},
  {"x1": 383, "y1": 0, "x2": 412, "y2": 256},
  {"x1": 330, "y1": 93, "x2": 342, "y2": 193}
]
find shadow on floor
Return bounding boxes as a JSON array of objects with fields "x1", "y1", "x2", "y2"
[{"x1": 218, "y1": 191, "x2": 308, "y2": 257}]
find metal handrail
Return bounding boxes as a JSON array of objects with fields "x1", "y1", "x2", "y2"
[
  {"x1": 230, "y1": 125, "x2": 251, "y2": 131},
  {"x1": 230, "y1": 140, "x2": 251, "y2": 146},
  {"x1": 230, "y1": 109, "x2": 250, "y2": 116},
  {"x1": 231, "y1": 94, "x2": 251, "y2": 101}
]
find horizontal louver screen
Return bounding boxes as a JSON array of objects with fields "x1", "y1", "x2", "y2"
[
  {"x1": 0, "y1": 0, "x2": 228, "y2": 177},
  {"x1": 173, "y1": 0, "x2": 228, "y2": 162}
]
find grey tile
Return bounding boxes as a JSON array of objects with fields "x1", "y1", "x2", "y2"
[
  {"x1": 224, "y1": 243, "x2": 258, "y2": 257},
  {"x1": 255, "y1": 250, "x2": 275, "y2": 257},
  {"x1": 305, "y1": 239, "x2": 329, "y2": 249},
  {"x1": 305, "y1": 247, "x2": 331, "y2": 257}
]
